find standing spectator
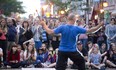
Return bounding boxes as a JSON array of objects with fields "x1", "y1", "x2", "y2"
[
  {"x1": 0, "y1": 18, "x2": 7, "y2": 62},
  {"x1": 48, "y1": 20, "x2": 55, "y2": 47},
  {"x1": 88, "y1": 22, "x2": 98, "y2": 43},
  {"x1": 59, "y1": 17, "x2": 67, "y2": 25},
  {"x1": 28, "y1": 14, "x2": 34, "y2": 27},
  {"x1": 18, "y1": 21, "x2": 33, "y2": 49},
  {"x1": 97, "y1": 31, "x2": 105, "y2": 48},
  {"x1": 32, "y1": 18, "x2": 43, "y2": 50},
  {"x1": 78, "y1": 19, "x2": 88, "y2": 49},
  {"x1": 16, "y1": 19, "x2": 23, "y2": 45},
  {"x1": 7, "y1": 18, "x2": 17, "y2": 51},
  {"x1": 21, "y1": 21, "x2": 33, "y2": 41},
  {"x1": 0, "y1": 47, "x2": 3, "y2": 67},
  {"x1": 51, "y1": 34, "x2": 60, "y2": 50},
  {"x1": 41, "y1": 30, "x2": 47, "y2": 43},
  {"x1": 5, "y1": 45, "x2": 20, "y2": 68},
  {"x1": 105, "y1": 18, "x2": 116, "y2": 50}
]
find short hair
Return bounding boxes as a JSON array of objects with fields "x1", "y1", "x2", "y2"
[
  {"x1": 111, "y1": 18, "x2": 116, "y2": 24},
  {"x1": 67, "y1": 13, "x2": 76, "y2": 21},
  {"x1": 88, "y1": 41, "x2": 92, "y2": 44}
]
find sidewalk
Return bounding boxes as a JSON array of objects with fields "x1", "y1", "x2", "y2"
[{"x1": 0, "y1": 68, "x2": 116, "y2": 70}]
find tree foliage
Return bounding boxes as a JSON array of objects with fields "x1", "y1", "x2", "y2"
[
  {"x1": 0, "y1": 0, "x2": 25, "y2": 16},
  {"x1": 48, "y1": 0, "x2": 83, "y2": 14},
  {"x1": 48, "y1": 0, "x2": 90, "y2": 15},
  {"x1": 50, "y1": 0, "x2": 71, "y2": 10},
  {"x1": 49, "y1": 0, "x2": 70, "y2": 13}
]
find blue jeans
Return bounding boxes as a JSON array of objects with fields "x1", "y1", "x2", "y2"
[
  {"x1": 97, "y1": 41, "x2": 105, "y2": 49},
  {"x1": 4, "y1": 61, "x2": 21, "y2": 68},
  {"x1": 80, "y1": 39, "x2": 88, "y2": 49},
  {"x1": 35, "y1": 41, "x2": 42, "y2": 50},
  {"x1": 21, "y1": 60, "x2": 41, "y2": 67},
  {"x1": 107, "y1": 39, "x2": 112, "y2": 50}
]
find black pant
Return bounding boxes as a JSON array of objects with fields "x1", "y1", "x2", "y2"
[
  {"x1": 56, "y1": 51, "x2": 85, "y2": 70},
  {"x1": 4, "y1": 62, "x2": 21, "y2": 68},
  {"x1": 0, "y1": 40, "x2": 7, "y2": 62}
]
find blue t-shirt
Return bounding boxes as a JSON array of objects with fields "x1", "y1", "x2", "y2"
[{"x1": 54, "y1": 24, "x2": 87, "y2": 52}]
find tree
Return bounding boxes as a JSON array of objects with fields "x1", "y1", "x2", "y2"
[
  {"x1": 0, "y1": 0, "x2": 25, "y2": 16},
  {"x1": 47, "y1": 0, "x2": 92, "y2": 16},
  {"x1": 48, "y1": 0, "x2": 71, "y2": 15},
  {"x1": 48, "y1": 0, "x2": 83, "y2": 15}
]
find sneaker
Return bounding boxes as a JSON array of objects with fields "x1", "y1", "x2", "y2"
[
  {"x1": 27, "y1": 64, "x2": 34, "y2": 68},
  {"x1": 7, "y1": 65, "x2": 11, "y2": 68}
]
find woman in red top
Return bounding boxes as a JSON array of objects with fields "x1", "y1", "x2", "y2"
[
  {"x1": 0, "y1": 17, "x2": 7, "y2": 62},
  {"x1": 5, "y1": 44, "x2": 20, "y2": 68}
]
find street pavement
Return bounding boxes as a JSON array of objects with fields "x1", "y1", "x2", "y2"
[{"x1": 0, "y1": 68, "x2": 116, "y2": 70}]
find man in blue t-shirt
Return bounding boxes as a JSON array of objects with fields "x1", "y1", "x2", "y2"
[{"x1": 41, "y1": 13, "x2": 104, "y2": 70}]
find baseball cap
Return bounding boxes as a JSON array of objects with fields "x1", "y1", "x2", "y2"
[{"x1": 77, "y1": 41, "x2": 82, "y2": 45}]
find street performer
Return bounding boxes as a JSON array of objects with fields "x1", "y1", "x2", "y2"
[{"x1": 41, "y1": 13, "x2": 104, "y2": 70}]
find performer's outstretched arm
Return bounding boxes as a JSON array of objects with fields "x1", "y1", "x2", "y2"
[
  {"x1": 41, "y1": 21, "x2": 54, "y2": 35},
  {"x1": 87, "y1": 21, "x2": 104, "y2": 33}
]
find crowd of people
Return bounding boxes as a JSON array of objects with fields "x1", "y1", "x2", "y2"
[{"x1": 0, "y1": 12, "x2": 116, "y2": 70}]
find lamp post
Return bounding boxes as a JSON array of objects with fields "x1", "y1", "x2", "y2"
[
  {"x1": 42, "y1": 5, "x2": 48, "y2": 11},
  {"x1": 41, "y1": 5, "x2": 48, "y2": 16},
  {"x1": 99, "y1": 0, "x2": 108, "y2": 20}
]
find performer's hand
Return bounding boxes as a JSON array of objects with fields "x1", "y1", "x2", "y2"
[
  {"x1": 40, "y1": 20, "x2": 46, "y2": 26},
  {"x1": 100, "y1": 21, "x2": 104, "y2": 26},
  {"x1": 15, "y1": 60, "x2": 18, "y2": 63}
]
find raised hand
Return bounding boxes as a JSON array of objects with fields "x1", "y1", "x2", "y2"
[
  {"x1": 40, "y1": 20, "x2": 46, "y2": 27},
  {"x1": 100, "y1": 21, "x2": 104, "y2": 26}
]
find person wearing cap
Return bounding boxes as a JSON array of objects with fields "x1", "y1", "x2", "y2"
[
  {"x1": 41, "y1": 13, "x2": 104, "y2": 70},
  {"x1": 77, "y1": 41, "x2": 88, "y2": 61},
  {"x1": 71, "y1": 41, "x2": 88, "y2": 69}
]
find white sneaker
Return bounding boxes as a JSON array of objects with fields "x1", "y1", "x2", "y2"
[{"x1": 27, "y1": 64, "x2": 34, "y2": 68}]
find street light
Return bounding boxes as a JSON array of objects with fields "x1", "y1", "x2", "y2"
[
  {"x1": 60, "y1": 10, "x2": 65, "y2": 15},
  {"x1": 103, "y1": 1, "x2": 108, "y2": 7},
  {"x1": 42, "y1": 5, "x2": 48, "y2": 11}
]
